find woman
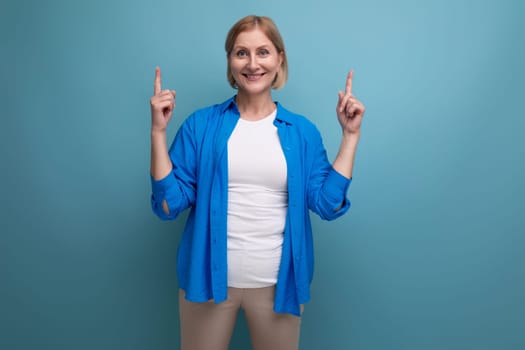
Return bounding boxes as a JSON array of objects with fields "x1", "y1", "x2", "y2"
[{"x1": 150, "y1": 15, "x2": 365, "y2": 350}]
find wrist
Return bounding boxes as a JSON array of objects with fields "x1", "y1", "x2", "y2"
[
  {"x1": 151, "y1": 128, "x2": 167, "y2": 138},
  {"x1": 342, "y1": 131, "x2": 361, "y2": 144}
]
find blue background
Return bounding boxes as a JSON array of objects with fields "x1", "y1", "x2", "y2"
[{"x1": 3, "y1": 0, "x2": 524, "y2": 349}]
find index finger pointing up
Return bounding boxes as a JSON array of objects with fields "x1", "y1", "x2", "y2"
[
  {"x1": 154, "y1": 67, "x2": 162, "y2": 95},
  {"x1": 345, "y1": 70, "x2": 353, "y2": 95}
]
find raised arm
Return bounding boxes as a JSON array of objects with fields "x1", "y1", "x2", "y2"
[
  {"x1": 332, "y1": 70, "x2": 366, "y2": 179},
  {"x1": 150, "y1": 67, "x2": 176, "y2": 214}
]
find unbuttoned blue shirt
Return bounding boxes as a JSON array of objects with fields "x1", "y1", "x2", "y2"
[{"x1": 151, "y1": 96, "x2": 351, "y2": 316}]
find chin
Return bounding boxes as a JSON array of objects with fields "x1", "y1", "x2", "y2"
[
  {"x1": 238, "y1": 81, "x2": 273, "y2": 94},
  {"x1": 239, "y1": 86, "x2": 271, "y2": 96}
]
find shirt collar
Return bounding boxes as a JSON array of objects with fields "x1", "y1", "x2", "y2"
[
  {"x1": 219, "y1": 95, "x2": 294, "y2": 125},
  {"x1": 218, "y1": 96, "x2": 238, "y2": 114}
]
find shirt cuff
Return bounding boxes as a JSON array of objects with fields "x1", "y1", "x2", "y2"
[
  {"x1": 325, "y1": 168, "x2": 352, "y2": 198},
  {"x1": 151, "y1": 172, "x2": 176, "y2": 195}
]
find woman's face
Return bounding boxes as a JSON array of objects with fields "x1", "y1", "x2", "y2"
[{"x1": 229, "y1": 28, "x2": 283, "y2": 96}]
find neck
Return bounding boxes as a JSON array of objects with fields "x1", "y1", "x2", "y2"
[{"x1": 235, "y1": 91, "x2": 276, "y2": 121}]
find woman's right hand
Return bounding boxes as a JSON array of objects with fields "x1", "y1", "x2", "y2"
[{"x1": 150, "y1": 67, "x2": 176, "y2": 133}]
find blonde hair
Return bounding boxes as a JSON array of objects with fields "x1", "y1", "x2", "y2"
[{"x1": 225, "y1": 15, "x2": 288, "y2": 90}]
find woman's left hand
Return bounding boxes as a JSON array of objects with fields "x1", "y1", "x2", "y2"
[{"x1": 336, "y1": 70, "x2": 365, "y2": 135}]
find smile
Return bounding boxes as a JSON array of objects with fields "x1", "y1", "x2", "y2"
[{"x1": 242, "y1": 73, "x2": 265, "y2": 81}]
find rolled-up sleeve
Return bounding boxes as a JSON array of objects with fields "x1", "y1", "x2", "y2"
[
  {"x1": 150, "y1": 116, "x2": 197, "y2": 220},
  {"x1": 306, "y1": 129, "x2": 352, "y2": 220},
  {"x1": 316, "y1": 168, "x2": 351, "y2": 218}
]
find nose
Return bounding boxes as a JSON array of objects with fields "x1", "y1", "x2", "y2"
[{"x1": 246, "y1": 55, "x2": 259, "y2": 71}]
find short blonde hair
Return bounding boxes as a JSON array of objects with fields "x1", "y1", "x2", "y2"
[{"x1": 225, "y1": 15, "x2": 288, "y2": 90}]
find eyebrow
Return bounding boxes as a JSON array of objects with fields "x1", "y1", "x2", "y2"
[{"x1": 233, "y1": 45, "x2": 271, "y2": 50}]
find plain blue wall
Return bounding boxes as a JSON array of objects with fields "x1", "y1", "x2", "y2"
[{"x1": 3, "y1": 0, "x2": 524, "y2": 349}]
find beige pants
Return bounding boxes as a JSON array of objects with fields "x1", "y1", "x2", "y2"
[{"x1": 179, "y1": 286, "x2": 302, "y2": 350}]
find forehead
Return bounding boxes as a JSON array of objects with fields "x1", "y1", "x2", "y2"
[{"x1": 234, "y1": 28, "x2": 273, "y2": 47}]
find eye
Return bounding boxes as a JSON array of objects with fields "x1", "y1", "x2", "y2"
[
  {"x1": 235, "y1": 50, "x2": 248, "y2": 57},
  {"x1": 258, "y1": 49, "x2": 270, "y2": 57}
]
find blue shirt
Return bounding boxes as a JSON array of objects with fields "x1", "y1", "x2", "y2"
[{"x1": 151, "y1": 96, "x2": 351, "y2": 316}]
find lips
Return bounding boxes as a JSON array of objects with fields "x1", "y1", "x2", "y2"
[{"x1": 243, "y1": 73, "x2": 265, "y2": 81}]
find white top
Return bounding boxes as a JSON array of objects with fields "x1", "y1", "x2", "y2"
[{"x1": 227, "y1": 109, "x2": 288, "y2": 288}]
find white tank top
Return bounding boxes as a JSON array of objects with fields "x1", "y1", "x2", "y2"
[{"x1": 227, "y1": 109, "x2": 288, "y2": 288}]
